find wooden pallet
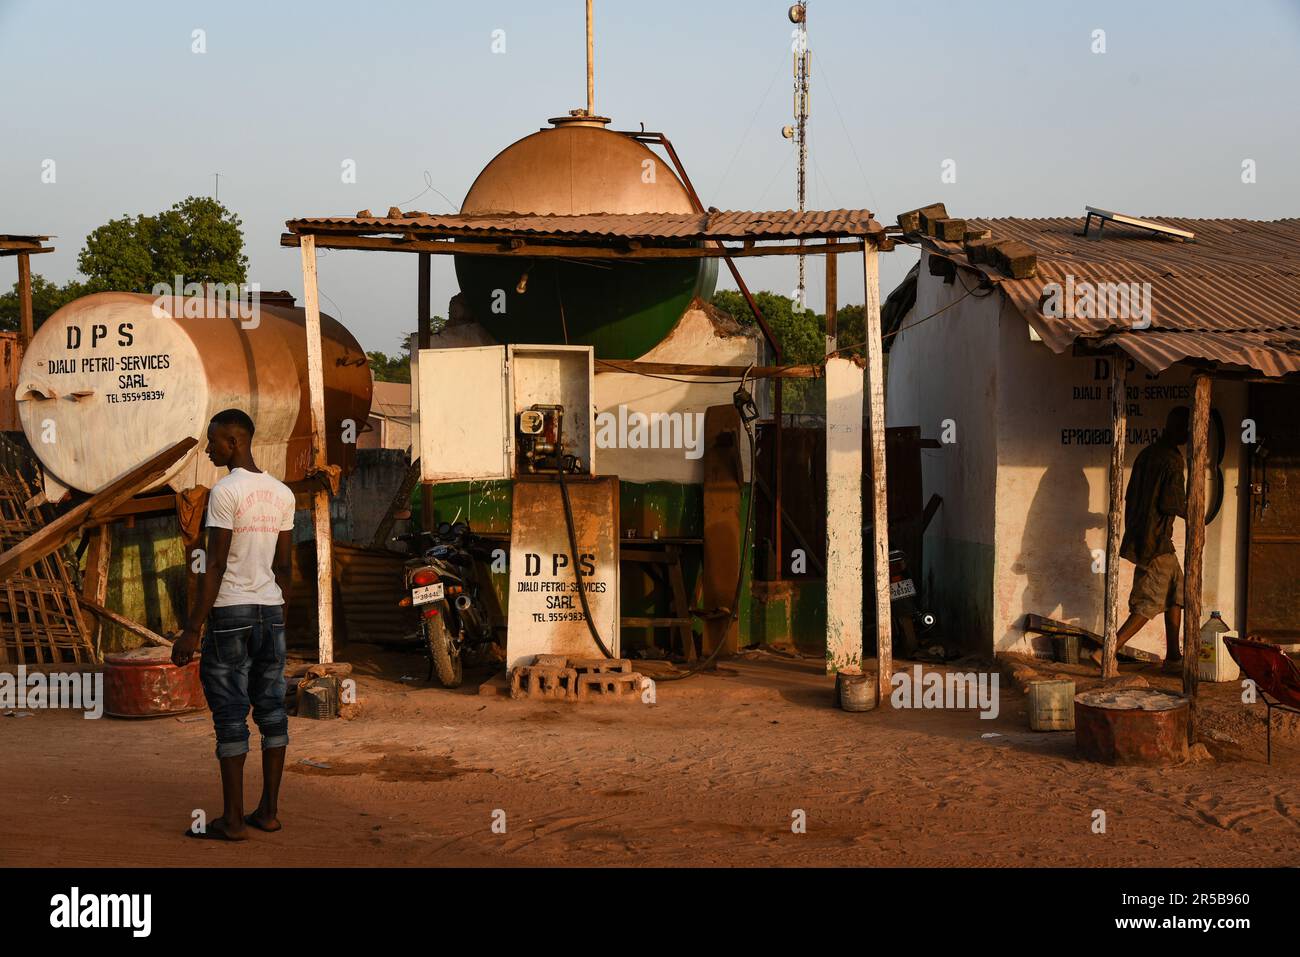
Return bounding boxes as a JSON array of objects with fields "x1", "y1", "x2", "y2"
[{"x1": 0, "y1": 467, "x2": 96, "y2": 665}]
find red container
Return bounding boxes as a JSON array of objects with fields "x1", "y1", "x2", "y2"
[
  {"x1": 1074, "y1": 688, "x2": 1189, "y2": 766},
  {"x1": 104, "y1": 646, "x2": 206, "y2": 718}
]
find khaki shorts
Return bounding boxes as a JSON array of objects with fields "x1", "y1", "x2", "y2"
[{"x1": 1129, "y1": 552, "x2": 1183, "y2": 619}]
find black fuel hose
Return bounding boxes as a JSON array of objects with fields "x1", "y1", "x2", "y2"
[{"x1": 556, "y1": 374, "x2": 759, "y2": 681}]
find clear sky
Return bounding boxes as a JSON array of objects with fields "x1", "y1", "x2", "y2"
[{"x1": 3, "y1": 0, "x2": 1297, "y2": 352}]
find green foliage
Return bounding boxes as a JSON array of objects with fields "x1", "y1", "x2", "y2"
[
  {"x1": 78, "y1": 196, "x2": 248, "y2": 292},
  {"x1": 0, "y1": 275, "x2": 89, "y2": 332},
  {"x1": 710, "y1": 288, "x2": 870, "y2": 413},
  {"x1": 1, "y1": 196, "x2": 249, "y2": 333},
  {"x1": 368, "y1": 334, "x2": 417, "y2": 383}
]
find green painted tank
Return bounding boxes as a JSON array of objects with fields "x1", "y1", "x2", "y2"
[{"x1": 454, "y1": 115, "x2": 717, "y2": 359}]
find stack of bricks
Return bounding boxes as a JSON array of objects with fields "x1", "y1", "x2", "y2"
[
  {"x1": 508, "y1": 655, "x2": 644, "y2": 702},
  {"x1": 509, "y1": 654, "x2": 578, "y2": 700}
]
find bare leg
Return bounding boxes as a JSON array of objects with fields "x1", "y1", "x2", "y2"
[
  {"x1": 1114, "y1": 612, "x2": 1149, "y2": 652},
  {"x1": 215, "y1": 754, "x2": 248, "y2": 839},
  {"x1": 247, "y1": 746, "x2": 285, "y2": 832},
  {"x1": 1164, "y1": 606, "x2": 1183, "y2": 661},
  {"x1": 1088, "y1": 612, "x2": 1148, "y2": 672}
]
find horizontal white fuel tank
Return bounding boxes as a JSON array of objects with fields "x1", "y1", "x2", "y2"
[{"x1": 16, "y1": 291, "x2": 372, "y2": 498}]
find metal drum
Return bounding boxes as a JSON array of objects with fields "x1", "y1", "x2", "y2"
[
  {"x1": 1074, "y1": 688, "x2": 1189, "y2": 765},
  {"x1": 104, "y1": 645, "x2": 205, "y2": 718},
  {"x1": 17, "y1": 291, "x2": 372, "y2": 498}
]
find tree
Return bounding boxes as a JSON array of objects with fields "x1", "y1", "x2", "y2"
[
  {"x1": 78, "y1": 195, "x2": 248, "y2": 292},
  {"x1": 368, "y1": 333, "x2": 419, "y2": 384},
  {"x1": 0, "y1": 274, "x2": 88, "y2": 332},
  {"x1": 0, "y1": 196, "x2": 249, "y2": 333}
]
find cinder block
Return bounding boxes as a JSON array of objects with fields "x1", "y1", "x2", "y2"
[
  {"x1": 534, "y1": 654, "x2": 569, "y2": 669},
  {"x1": 898, "y1": 202, "x2": 947, "y2": 234},
  {"x1": 568, "y1": 658, "x2": 633, "y2": 675},
  {"x1": 932, "y1": 217, "x2": 967, "y2": 241},
  {"x1": 576, "y1": 671, "x2": 644, "y2": 701},
  {"x1": 964, "y1": 237, "x2": 998, "y2": 265},
  {"x1": 509, "y1": 665, "x2": 578, "y2": 700},
  {"x1": 918, "y1": 206, "x2": 950, "y2": 236},
  {"x1": 991, "y1": 240, "x2": 1037, "y2": 279}
]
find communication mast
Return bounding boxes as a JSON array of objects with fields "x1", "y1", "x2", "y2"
[{"x1": 782, "y1": 3, "x2": 810, "y2": 310}]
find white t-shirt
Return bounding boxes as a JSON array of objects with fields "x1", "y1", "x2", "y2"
[{"x1": 206, "y1": 467, "x2": 297, "y2": 607}]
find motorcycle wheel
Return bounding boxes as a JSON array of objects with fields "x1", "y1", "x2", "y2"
[{"x1": 424, "y1": 613, "x2": 463, "y2": 689}]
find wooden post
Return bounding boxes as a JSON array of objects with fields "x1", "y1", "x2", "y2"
[
  {"x1": 825, "y1": 241, "x2": 838, "y2": 355},
  {"x1": 81, "y1": 525, "x2": 111, "y2": 659},
  {"x1": 417, "y1": 253, "x2": 435, "y2": 532},
  {"x1": 299, "y1": 234, "x2": 334, "y2": 664},
  {"x1": 1102, "y1": 354, "x2": 1128, "y2": 679},
  {"x1": 17, "y1": 252, "x2": 33, "y2": 348},
  {"x1": 1183, "y1": 372, "x2": 1211, "y2": 716},
  {"x1": 863, "y1": 244, "x2": 891, "y2": 702}
]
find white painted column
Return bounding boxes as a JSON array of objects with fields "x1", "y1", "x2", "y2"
[
  {"x1": 299, "y1": 234, "x2": 334, "y2": 664},
  {"x1": 826, "y1": 355, "x2": 864, "y2": 674},
  {"x1": 862, "y1": 243, "x2": 891, "y2": 702}
]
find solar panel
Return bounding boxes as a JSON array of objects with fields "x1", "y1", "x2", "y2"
[{"x1": 1082, "y1": 206, "x2": 1195, "y2": 242}]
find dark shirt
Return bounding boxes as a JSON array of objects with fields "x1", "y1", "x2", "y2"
[{"x1": 1120, "y1": 436, "x2": 1187, "y2": 566}]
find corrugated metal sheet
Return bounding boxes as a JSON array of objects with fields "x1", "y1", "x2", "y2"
[
  {"x1": 921, "y1": 216, "x2": 1300, "y2": 376},
  {"x1": 287, "y1": 209, "x2": 884, "y2": 242}
]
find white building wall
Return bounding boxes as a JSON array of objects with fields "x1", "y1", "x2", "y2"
[
  {"x1": 886, "y1": 252, "x2": 1001, "y2": 647},
  {"x1": 993, "y1": 306, "x2": 1246, "y2": 657},
  {"x1": 886, "y1": 252, "x2": 1247, "y2": 657}
]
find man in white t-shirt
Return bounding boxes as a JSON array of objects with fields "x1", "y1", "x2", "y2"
[{"x1": 171, "y1": 408, "x2": 296, "y2": 842}]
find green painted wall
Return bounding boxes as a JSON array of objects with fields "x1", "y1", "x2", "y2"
[{"x1": 417, "y1": 478, "x2": 760, "y2": 652}]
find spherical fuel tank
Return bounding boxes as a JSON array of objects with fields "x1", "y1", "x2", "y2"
[
  {"x1": 16, "y1": 291, "x2": 373, "y2": 495},
  {"x1": 454, "y1": 116, "x2": 717, "y2": 359}
]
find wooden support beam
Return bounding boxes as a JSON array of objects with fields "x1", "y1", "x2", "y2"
[
  {"x1": 299, "y1": 235, "x2": 335, "y2": 665},
  {"x1": 595, "y1": 359, "x2": 821, "y2": 379},
  {"x1": 79, "y1": 597, "x2": 171, "y2": 648},
  {"x1": 416, "y1": 253, "x2": 435, "y2": 533},
  {"x1": 1183, "y1": 372, "x2": 1211, "y2": 717},
  {"x1": 1102, "y1": 355, "x2": 1127, "y2": 679},
  {"x1": 863, "y1": 244, "x2": 891, "y2": 702},
  {"x1": 0, "y1": 437, "x2": 197, "y2": 582},
  {"x1": 280, "y1": 231, "x2": 867, "y2": 261},
  {"x1": 17, "y1": 252, "x2": 33, "y2": 348},
  {"x1": 81, "y1": 525, "x2": 112, "y2": 659}
]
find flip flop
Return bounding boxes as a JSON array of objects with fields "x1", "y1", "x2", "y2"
[
  {"x1": 244, "y1": 813, "x2": 282, "y2": 833},
  {"x1": 184, "y1": 819, "x2": 247, "y2": 842}
]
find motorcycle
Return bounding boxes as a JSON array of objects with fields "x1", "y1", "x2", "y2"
[
  {"x1": 396, "y1": 521, "x2": 496, "y2": 688},
  {"x1": 886, "y1": 548, "x2": 945, "y2": 661}
]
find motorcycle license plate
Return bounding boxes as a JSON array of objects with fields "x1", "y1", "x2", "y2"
[
  {"x1": 889, "y1": 579, "x2": 917, "y2": 600},
  {"x1": 412, "y1": 582, "x2": 445, "y2": 606}
]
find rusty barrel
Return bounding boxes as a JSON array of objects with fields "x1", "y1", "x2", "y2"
[
  {"x1": 104, "y1": 646, "x2": 205, "y2": 718},
  {"x1": 1074, "y1": 688, "x2": 1189, "y2": 766}
]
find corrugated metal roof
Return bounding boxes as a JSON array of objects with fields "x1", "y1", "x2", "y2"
[
  {"x1": 287, "y1": 209, "x2": 883, "y2": 242},
  {"x1": 920, "y1": 216, "x2": 1300, "y2": 376}
]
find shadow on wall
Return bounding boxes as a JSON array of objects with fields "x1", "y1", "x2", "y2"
[{"x1": 1012, "y1": 464, "x2": 1105, "y2": 643}]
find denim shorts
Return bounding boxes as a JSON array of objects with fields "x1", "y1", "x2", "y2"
[{"x1": 199, "y1": 604, "x2": 289, "y2": 759}]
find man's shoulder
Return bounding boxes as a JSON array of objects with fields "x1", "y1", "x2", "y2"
[{"x1": 1135, "y1": 440, "x2": 1181, "y2": 470}]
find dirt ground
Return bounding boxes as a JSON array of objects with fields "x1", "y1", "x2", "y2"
[{"x1": 3, "y1": 647, "x2": 1299, "y2": 868}]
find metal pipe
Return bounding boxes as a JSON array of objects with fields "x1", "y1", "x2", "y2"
[
  {"x1": 619, "y1": 128, "x2": 787, "y2": 578},
  {"x1": 586, "y1": 0, "x2": 595, "y2": 116}
]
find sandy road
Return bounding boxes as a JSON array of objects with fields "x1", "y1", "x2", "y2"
[{"x1": 2, "y1": 651, "x2": 1298, "y2": 868}]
